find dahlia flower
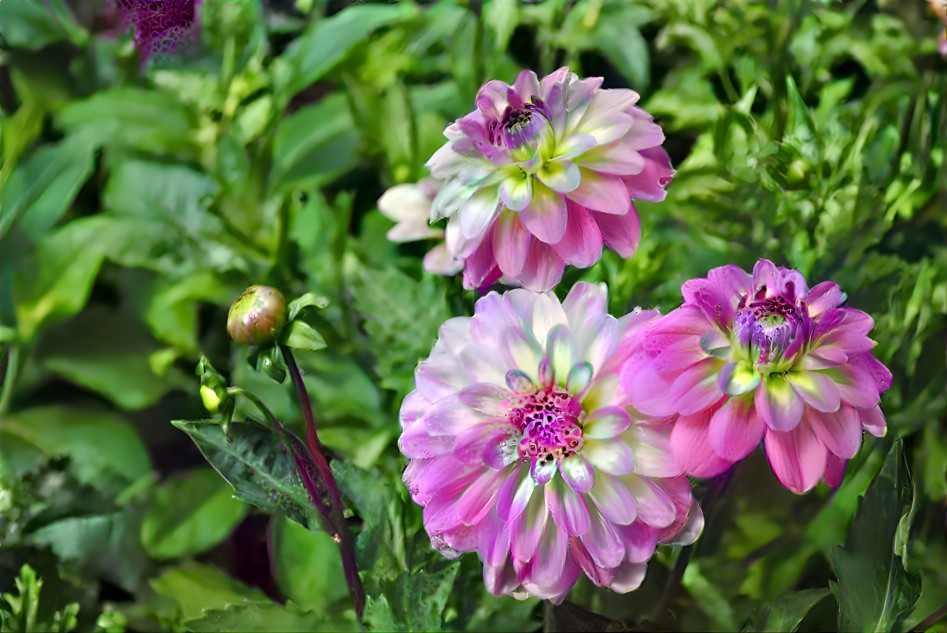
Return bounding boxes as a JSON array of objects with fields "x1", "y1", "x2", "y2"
[
  {"x1": 399, "y1": 283, "x2": 702, "y2": 602},
  {"x1": 621, "y1": 260, "x2": 892, "y2": 494},
  {"x1": 377, "y1": 179, "x2": 463, "y2": 276},
  {"x1": 426, "y1": 67, "x2": 673, "y2": 292}
]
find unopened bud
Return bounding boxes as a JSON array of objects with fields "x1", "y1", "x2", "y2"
[{"x1": 227, "y1": 285, "x2": 288, "y2": 346}]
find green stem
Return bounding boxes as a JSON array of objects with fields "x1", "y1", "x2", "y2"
[{"x1": 0, "y1": 344, "x2": 20, "y2": 419}]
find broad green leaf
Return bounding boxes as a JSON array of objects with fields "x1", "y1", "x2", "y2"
[
  {"x1": 274, "y1": 3, "x2": 418, "y2": 103},
  {"x1": 170, "y1": 420, "x2": 325, "y2": 533},
  {"x1": 59, "y1": 88, "x2": 199, "y2": 158},
  {"x1": 0, "y1": 0, "x2": 86, "y2": 49},
  {"x1": 29, "y1": 510, "x2": 150, "y2": 593},
  {"x1": 287, "y1": 293, "x2": 330, "y2": 321},
  {"x1": 2, "y1": 406, "x2": 152, "y2": 488},
  {"x1": 280, "y1": 320, "x2": 327, "y2": 352},
  {"x1": 0, "y1": 431, "x2": 44, "y2": 482},
  {"x1": 270, "y1": 94, "x2": 360, "y2": 193},
  {"x1": 0, "y1": 134, "x2": 95, "y2": 243},
  {"x1": 38, "y1": 305, "x2": 187, "y2": 410},
  {"x1": 149, "y1": 561, "x2": 269, "y2": 621},
  {"x1": 745, "y1": 587, "x2": 831, "y2": 632},
  {"x1": 185, "y1": 603, "x2": 351, "y2": 633},
  {"x1": 11, "y1": 219, "x2": 104, "y2": 343},
  {"x1": 829, "y1": 440, "x2": 921, "y2": 633},
  {"x1": 141, "y1": 469, "x2": 250, "y2": 560},
  {"x1": 270, "y1": 516, "x2": 349, "y2": 613},
  {"x1": 682, "y1": 560, "x2": 737, "y2": 630},
  {"x1": 484, "y1": 0, "x2": 519, "y2": 51}
]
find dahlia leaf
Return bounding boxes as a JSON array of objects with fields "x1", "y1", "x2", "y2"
[
  {"x1": 829, "y1": 440, "x2": 921, "y2": 633},
  {"x1": 171, "y1": 420, "x2": 328, "y2": 534},
  {"x1": 745, "y1": 587, "x2": 831, "y2": 632}
]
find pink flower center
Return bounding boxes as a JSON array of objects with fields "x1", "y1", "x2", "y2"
[
  {"x1": 508, "y1": 385, "x2": 584, "y2": 463},
  {"x1": 489, "y1": 99, "x2": 549, "y2": 150},
  {"x1": 735, "y1": 291, "x2": 808, "y2": 365}
]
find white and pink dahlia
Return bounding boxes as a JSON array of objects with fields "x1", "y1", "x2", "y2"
[
  {"x1": 377, "y1": 178, "x2": 463, "y2": 276},
  {"x1": 621, "y1": 260, "x2": 892, "y2": 494},
  {"x1": 399, "y1": 283, "x2": 702, "y2": 602},
  {"x1": 426, "y1": 67, "x2": 673, "y2": 292}
]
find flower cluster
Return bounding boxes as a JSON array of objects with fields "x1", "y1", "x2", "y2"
[
  {"x1": 400, "y1": 284, "x2": 701, "y2": 601},
  {"x1": 395, "y1": 68, "x2": 892, "y2": 605},
  {"x1": 111, "y1": 0, "x2": 201, "y2": 65}
]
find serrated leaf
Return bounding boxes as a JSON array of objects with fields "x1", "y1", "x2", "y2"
[
  {"x1": 141, "y1": 469, "x2": 250, "y2": 560},
  {"x1": 348, "y1": 262, "x2": 450, "y2": 394},
  {"x1": 280, "y1": 320, "x2": 327, "y2": 352},
  {"x1": 170, "y1": 420, "x2": 325, "y2": 533},
  {"x1": 185, "y1": 602, "x2": 349, "y2": 632},
  {"x1": 745, "y1": 588, "x2": 831, "y2": 632},
  {"x1": 363, "y1": 560, "x2": 460, "y2": 632},
  {"x1": 829, "y1": 440, "x2": 921, "y2": 633}
]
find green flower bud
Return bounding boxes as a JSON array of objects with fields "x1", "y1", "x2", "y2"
[
  {"x1": 200, "y1": 384, "x2": 221, "y2": 412},
  {"x1": 227, "y1": 285, "x2": 288, "y2": 346}
]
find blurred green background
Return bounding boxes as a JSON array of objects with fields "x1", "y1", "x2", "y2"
[{"x1": 0, "y1": 0, "x2": 945, "y2": 631}]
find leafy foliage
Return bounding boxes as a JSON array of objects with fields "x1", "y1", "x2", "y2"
[{"x1": 0, "y1": 0, "x2": 945, "y2": 631}]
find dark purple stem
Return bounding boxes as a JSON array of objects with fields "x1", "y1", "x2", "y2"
[{"x1": 281, "y1": 345, "x2": 365, "y2": 619}]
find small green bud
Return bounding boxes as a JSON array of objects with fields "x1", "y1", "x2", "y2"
[
  {"x1": 227, "y1": 285, "x2": 288, "y2": 346},
  {"x1": 200, "y1": 385, "x2": 221, "y2": 412}
]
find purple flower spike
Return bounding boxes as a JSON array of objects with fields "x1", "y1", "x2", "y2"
[
  {"x1": 400, "y1": 283, "x2": 702, "y2": 603},
  {"x1": 426, "y1": 67, "x2": 674, "y2": 291},
  {"x1": 112, "y1": 0, "x2": 201, "y2": 65},
  {"x1": 620, "y1": 259, "x2": 892, "y2": 494}
]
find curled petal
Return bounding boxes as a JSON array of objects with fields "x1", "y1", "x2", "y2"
[{"x1": 764, "y1": 424, "x2": 827, "y2": 494}]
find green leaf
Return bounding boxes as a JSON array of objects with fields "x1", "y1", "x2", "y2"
[
  {"x1": 0, "y1": 0, "x2": 86, "y2": 49},
  {"x1": 347, "y1": 260, "x2": 450, "y2": 394},
  {"x1": 170, "y1": 420, "x2": 325, "y2": 533},
  {"x1": 745, "y1": 587, "x2": 831, "y2": 632},
  {"x1": 280, "y1": 320, "x2": 327, "y2": 352},
  {"x1": 11, "y1": 218, "x2": 105, "y2": 342},
  {"x1": 273, "y1": 3, "x2": 417, "y2": 103},
  {"x1": 682, "y1": 560, "x2": 736, "y2": 630},
  {"x1": 38, "y1": 304, "x2": 187, "y2": 410},
  {"x1": 59, "y1": 88, "x2": 199, "y2": 158},
  {"x1": 0, "y1": 134, "x2": 95, "y2": 243},
  {"x1": 141, "y1": 469, "x2": 250, "y2": 560},
  {"x1": 829, "y1": 440, "x2": 921, "y2": 633},
  {"x1": 287, "y1": 293, "x2": 330, "y2": 322},
  {"x1": 185, "y1": 603, "x2": 350, "y2": 633},
  {"x1": 270, "y1": 516, "x2": 350, "y2": 613},
  {"x1": 149, "y1": 561, "x2": 270, "y2": 622},
  {"x1": 484, "y1": 0, "x2": 519, "y2": 51},
  {"x1": 2, "y1": 406, "x2": 152, "y2": 489},
  {"x1": 270, "y1": 94, "x2": 360, "y2": 193},
  {"x1": 0, "y1": 564, "x2": 41, "y2": 633},
  {"x1": 363, "y1": 560, "x2": 460, "y2": 632}
]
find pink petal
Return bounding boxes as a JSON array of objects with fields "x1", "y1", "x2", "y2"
[
  {"x1": 509, "y1": 485, "x2": 548, "y2": 562},
  {"x1": 527, "y1": 514, "x2": 569, "y2": 588},
  {"x1": 491, "y1": 212, "x2": 530, "y2": 278},
  {"x1": 858, "y1": 404, "x2": 887, "y2": 437},
  {"x1": 786, "y1": 370, "x2": 841, "y2": 413},
  {"x1": 570, "y1": 540, "x2": 615, "y2": 588},
  {"x1": 454, "y1": 467, "x2": 508, "y2": 525},
  {"x1": 622, "y1": 146, "x2": 673, "y2": 202},
  {"x1": 829, "y1": 353, "x2": 890, "y2": 408},
  {"x1": 459, "y1": 187, "x2": 502, "y2": 240},
  {"x1": 755, "y1": 374, "x2": 805, "y2": 431},
  {"x1": 453, "y1": 422, "x2": 509, "y2": 464},
  {"x1": 550, "y1": 201, "x2": 604, "y2": 268},
  {"x1": 620, "y1": 353, "x2": 676, "y2": 417},
  {"x1": 807, "y1": 406, "x2": 862, "y2": 459},
  {"x1": 567, "y1": 169, "x2": 631, "y2": 214},
  {"x1": 824, "y1": 453, "x2": 847, "y2": 489},
  {"x1": 499, "y1": 174, "x2": 532, "y2": 211},
  {"x1": 497, "y1": 463, "x2": 535, "y2": 523},
  {"x1": 581, "y1": 438, "x2": 635, "y2": 475},
  {"x1": 764, "y1": 424, "x2": 828, "y2": 494},
  {"x1": 559, "y1": 453, "x2": 595, "y2": 492},
  {"x1": 624, "y1": 475, "x2": 678, "y2": 528},
  {"x1": 668, "y1": 357, "x2": 726, "y2": 416},
  {"x1": 577, "y1": 142, "x2": 647, "y2": 175},
  {"x1": 546, "y1": 481, "x2": 591, "y2": 536},
  {"x1": 587, "y1": 473, "x2": 638, "y2": 525},
  {"x1": 519, "y1": 182, "x2": 568, "y2": 244},
  {"x1": 462, "y1": 234, "x2": 501, "y2": 291},
  {"x1": 670, "y1": 411, "x2": 733, "y2": 477},
  {"x1": 614, "y1": 521, "x2": 659, "y2": 563},
  {"x1": 580, "y1": 509, "x2": 625, "y2": 568},
  {"x1": 609, "y1": 561, "x2": 648, "y2": 593},
  {"x1": 537, "y1": 159, "x2": 581, "y2": 193},
  {"x1": 514, "y1": 238, "x2": 566, "y2": 292},
  {"x1": 583, "y1": 406, "x2": 632, "y2": 439},
  {"x1": 708, "y1": 396, "x2": 765, "y2": 461},
  {"x1": 483, "y1": 559, "x2": 519, "y2": 597},
  {"x1": 399, "y1": 424, "x2": 454, "y2": 459},
  {"x1": 627, "y1": 425, "x2": 681, "y2": 477},
  {"x1": 423, "y1": 244, "x2": 463, "y2": 276},
  {"x1": 681, "y1": 265, "x2": 752, "y2": 327},
  {"x1": 805, "y1": 281, "x2": 844, "y2": 316},
  {"x1": 594, "y1": 206, "x2": 641, "y2": 258}
]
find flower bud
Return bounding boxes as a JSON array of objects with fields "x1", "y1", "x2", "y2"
[{"x1": 227, "y1": 285, "x2": 288, "y2": 346}]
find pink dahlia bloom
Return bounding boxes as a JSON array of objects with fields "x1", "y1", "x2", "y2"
[
  {"x1": 377, "y1": 179, "x2": 463, "y2": 276},
  {"x1": 400, "y1": 283, "x2": 702, "y2": 602},
  {"x1": 621, "y1": 260, "x2": 892, "y2": 494},
  {"x1": 426, "y1": 67, "x2": 673, "y2": 292}
]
